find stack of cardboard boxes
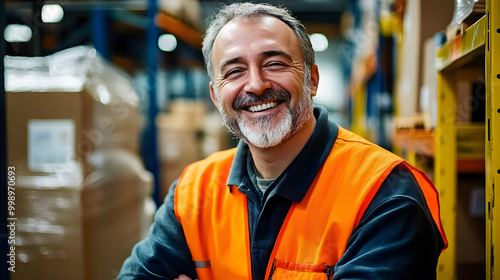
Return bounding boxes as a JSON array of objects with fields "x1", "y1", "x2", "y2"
[
  {"x1": 6, "y1": 46, "x2": 154, "y2": 280},
  {"x1": 394, "y1": 0, "x2": 455, "y2": 128},
  {"x1": 157, "y1": 99, "x2": 231, "y2": 198}
]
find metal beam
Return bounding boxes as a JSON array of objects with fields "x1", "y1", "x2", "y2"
[
  {"x1": 6, "y1": 0, "x2": 149, "y2": 12},
  {"x1": 108, "y1": 10, "x2": 148, "y2": 30},
  {"x1": 92, "y1": 2, "x2": 110, "y2": 59},
  {"x1": 198, "y1": 0, "x2": 347, "y2": 13},
  {"x1": 144, "y1": 0, "x2": 162, "y2": 206}
]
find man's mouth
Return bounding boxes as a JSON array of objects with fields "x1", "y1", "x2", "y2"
[{"x1": 246, "y1": 101, "x2": 280, "y2": 112}]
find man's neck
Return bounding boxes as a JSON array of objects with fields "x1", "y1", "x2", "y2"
[{"x1": 249, "y1": 116, "x2": 316, "y2": 179}]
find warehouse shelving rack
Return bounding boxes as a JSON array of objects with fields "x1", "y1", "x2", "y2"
[
  {"x1": 435, "y1": 13, "x2": 486, "y2": 280},
  {"x1": 395, "y1": 1, "x2": 498, "y2": 279},
  {"x1": 435, "y1": 0, "x2": 499, "y2": 278}
]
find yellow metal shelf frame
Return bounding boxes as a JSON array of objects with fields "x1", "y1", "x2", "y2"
[
  {"x1": 436, "y1": 63, "x2": 458, "y2": 280},
  {"x1": 434, "y1": 1, "x2": 498, "y2": 279},
  {"x1": 485, "y1": 0, "x2": 499, "y2": 278}
]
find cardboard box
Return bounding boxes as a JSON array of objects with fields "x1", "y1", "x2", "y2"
[
  {"x1": 420, "y1": 37, "x2": 439, "y2": 129},
  {"x1": 157, "y1": 100, "x2": 207, "y2": 196},
  {"x1": 12, "y1": 165, "x2": 85, "y2": 280},
  {"x1": 394, "y1": 0, "x2": 455, "y2": 124},
  {"x1": 10, "y1": 153, "x2": 154, "y2": 280},
  {"x1": 82, "y1": 150, "x2": 154, "y2": 280},
  {"x1": 157, "y1": 100, "x2": 231, "y2": 197},
  {"x1": 159, "y1": 0, "x2": 201, "y2": 30}
]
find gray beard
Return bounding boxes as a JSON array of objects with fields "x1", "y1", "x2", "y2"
[{"x1": 217, "y1": 81, "x2": 314, "y2": 149}]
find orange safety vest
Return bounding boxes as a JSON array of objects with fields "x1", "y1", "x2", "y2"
[{"x1": 174, "y1": 126, "x2": 447, "y2": 280}]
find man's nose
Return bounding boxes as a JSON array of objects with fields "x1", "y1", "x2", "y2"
[{"x1": 244, "y1": 68, "x2": 272, "y2": 95}]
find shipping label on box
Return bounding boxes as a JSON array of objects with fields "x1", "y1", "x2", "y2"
[{"x1": 28, "y1": 119, "x2": 75, "y2": 171}]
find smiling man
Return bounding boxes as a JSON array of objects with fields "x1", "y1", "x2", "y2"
[{"x1": 118, "y1": 3, "x2": 447, "y2": 280}]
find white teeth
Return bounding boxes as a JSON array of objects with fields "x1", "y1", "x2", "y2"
[{"x1": 248, "y1": 101, "x2": 278, "y2": 112}]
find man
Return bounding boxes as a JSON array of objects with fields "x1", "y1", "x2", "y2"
[{"x1": 118, "y1": 3, "x2": 447, "y2": 280}]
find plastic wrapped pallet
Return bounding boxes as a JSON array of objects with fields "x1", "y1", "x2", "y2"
[
  {"x1": 5, "y1": 46, "x2": 154, "y2": 280},
  {"x1": 12, "y1": 163, "x2": 85, "y2": 280},
  {"x1": 10, "y1": 155, "x2": 154, "y2": 280},
  {"x1": 6, "y1": 45, "x2": 141, "y2": 176}
]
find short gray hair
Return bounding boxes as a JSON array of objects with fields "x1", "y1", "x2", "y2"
[{"x1": 202, "y1": 2, "x2": 315, "y2": 81}]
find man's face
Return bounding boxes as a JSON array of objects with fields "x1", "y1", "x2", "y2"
[{"x1": 209, "y1": 16, "x2": 318, "y2": 148}]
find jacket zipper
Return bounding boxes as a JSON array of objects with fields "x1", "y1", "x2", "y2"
[
  {"x1": 324, "y1": 265, "x2": 333, "y2": 280},
  {"x1": 268, "y1": 259, "x2": 277, "y2": 280}
]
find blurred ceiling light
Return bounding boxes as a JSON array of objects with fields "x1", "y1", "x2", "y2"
[
  {"x1": 42, "y1": 4, "x2": 64, "y2": 23},
  {"x1": 4, "y1": 24, "x2": 32, "y2": 43},
  {"x1": 158, "y1": 34, "x2": 177, "y2": 52},
  {"x1": 310, "y1": 33, "x2": 329, "y2": 52}
]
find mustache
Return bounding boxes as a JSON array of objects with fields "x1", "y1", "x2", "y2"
[{"x1": 232, "y1": 89, "x2": 291, "y2": 110}]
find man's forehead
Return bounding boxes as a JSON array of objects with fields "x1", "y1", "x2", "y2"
[
  {"x1": 213, "y1": 16, "x2": 296, "y2": 54},
  {"x1": 215, "y1": 15, "x2": 291, "y2": 42}
]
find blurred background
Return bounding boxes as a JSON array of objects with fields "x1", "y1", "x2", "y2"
[{"x1": 1, "y1": 0, "x2": 496, "y2": 279}]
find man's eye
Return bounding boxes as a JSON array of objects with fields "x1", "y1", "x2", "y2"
[
  {"x1": 225, "y1": 69, "x2": 243, "y2": 78},
  {"x1": 266, "y1": 62, "x2": 286, "y2": 68}
]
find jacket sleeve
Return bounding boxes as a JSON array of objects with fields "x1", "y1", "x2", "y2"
[
  {"x1": 332, "y1": 163, "x2": 445, "y2": 280},
  {"x1": 117, "y1": 180, "x2": 198, "y2": 280}
]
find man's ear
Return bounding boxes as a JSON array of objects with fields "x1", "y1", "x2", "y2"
[
  {"x1": 209, "y1": 81, "x2": 221, "y2": 111},
  {"x1": 310, "y1": 64, "x2": 320, "y2": 97}
]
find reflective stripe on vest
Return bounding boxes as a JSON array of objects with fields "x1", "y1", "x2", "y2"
[{"x1": 174, "y1": 126, "x2": 447, "y2": 280}]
